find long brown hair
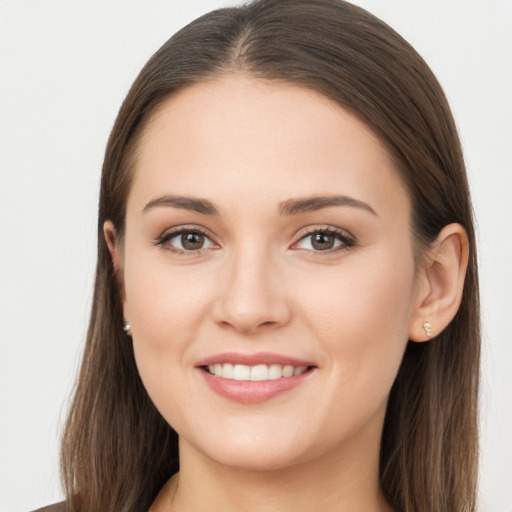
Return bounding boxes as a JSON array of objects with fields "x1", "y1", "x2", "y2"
[{"x1": 61, "y1": 1, "x2": 480, "y2": 510}]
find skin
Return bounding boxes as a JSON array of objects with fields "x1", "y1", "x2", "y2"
[{"x1": 105, "y1": 75, "x2": 469, "y2": 512}]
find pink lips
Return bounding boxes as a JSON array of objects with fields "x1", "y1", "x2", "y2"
[
  {"x1": 196, "y1": 352, "x2": 314, "y2": 368},
  {"x1": 196, "y1": 352, "x2": 316, "y2": 404}
]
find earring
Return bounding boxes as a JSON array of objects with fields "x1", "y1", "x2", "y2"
[
  {"x1": 423, "y1": 321, "x2": 432, "y2": 337},
  {"x1": 123, "y1": 322, "x2": 132, "y2": 336}
]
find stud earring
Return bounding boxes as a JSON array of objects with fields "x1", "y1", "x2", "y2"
[
  {"x1": 123, "y1": 322, "x2": 132, "y2": 336},
  {"x1": 423, "y1": 321, "x2": 432, "y2": 337}
]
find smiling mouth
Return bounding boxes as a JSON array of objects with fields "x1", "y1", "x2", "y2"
[
  {"x1": 202, "y1": 363, "x2": 313, "y2": 381},
  {"x1": 197, "y1": 355, "x2": 317, "y2": 403}
]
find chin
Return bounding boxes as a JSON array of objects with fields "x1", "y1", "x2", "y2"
[
  {"x1": 179, "y1": 420, "x2": 327, "y2": 473},
  {"x1": 206, "y1": 443, "x2": 309, "y2": 472}
]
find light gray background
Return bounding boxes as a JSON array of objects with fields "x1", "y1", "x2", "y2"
[{"x1": 1, "y1": 1, "x2": 511, "y2": 510}]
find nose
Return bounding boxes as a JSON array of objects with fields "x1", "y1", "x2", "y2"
[{"x1": 212, "y1": 245, "x2": 292, "y2": 334}]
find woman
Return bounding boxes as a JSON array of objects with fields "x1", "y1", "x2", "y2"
[{"x1": 36, "y1": 0, "x2": 480, "y2": 510}]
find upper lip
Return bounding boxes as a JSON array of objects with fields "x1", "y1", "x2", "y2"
[{"x1": 195, "y1": 352, "x2": 316, "y2": 368}]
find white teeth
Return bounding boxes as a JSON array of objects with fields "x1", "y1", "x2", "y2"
[
  {"x1": 211, "y1": 363, "x2": 234, "y2": 378},
  {"x1": 233, "y1": 364, "x2": 251, "y2": 381},
  {"x1": 207, "y1": 363, "x2": 309, "y2": 380},
  {"x1": 250, "y1": 364, "x2": 269, "y2": 381},
  {"x1": 222, "y1": 363, "x2": 234, "y2": 379},
  {"x1": 282, "y1": 365, "x2": 294, "y2": 377},
  {"x1": 268, "y1": 364, "x2": 282, "y2": 380}
]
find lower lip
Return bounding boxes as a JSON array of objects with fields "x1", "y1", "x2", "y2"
[{"x1": 198, "y1": 368, "x2": 314, "y2": 404}]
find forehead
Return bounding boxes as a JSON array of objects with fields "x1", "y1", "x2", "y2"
[{"x1": 129, "y1": 75, "x2": 409, "y2": 218}]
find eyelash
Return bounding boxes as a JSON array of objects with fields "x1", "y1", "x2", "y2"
[
  {"x1": 155, "y1": 226, "x2": 215, "y2": 256},
  {"x1": 292, "y1": 227, "x2": 355, "y2": 255},
  {"x1": 155, "y1": 226, "x2": 356, "y2": 256}
]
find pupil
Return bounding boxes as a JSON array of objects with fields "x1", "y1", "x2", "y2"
[
  {"x1": 312, "y1": 233, "x2": 334, "y2": 250},
  {"x1": 182, "y1": 233, "x2": 204, "y2": 250}
]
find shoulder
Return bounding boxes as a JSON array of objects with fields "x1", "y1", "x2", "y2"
[{"x1": 30, "y1": 502, "x2": 67, "y2": 512}]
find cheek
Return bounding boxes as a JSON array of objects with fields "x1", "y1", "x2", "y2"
[
  {"x1": 124, "y1": 255, "x2": 212, "y2": 342},
  {"x1": 122, "y1": 254, "x2": 215, "y2": 399},
  {"x1": 297, "y1": 249, "x2": 416, "y2": 390}
]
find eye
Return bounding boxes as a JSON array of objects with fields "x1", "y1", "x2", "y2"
[
  {"x1": 293, "y1": 228, "x2": 355, "y2": 253},
  {"x1": 158, "y1": 228, "x2": 216, "y2": 253}
]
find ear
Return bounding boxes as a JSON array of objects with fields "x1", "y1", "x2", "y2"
[
  {"x1": 103, "y1": 220, "x2": 126, "y2": 303},
  {"x1": 409, "y1": 223, "x2": 469, "y2": 342}
]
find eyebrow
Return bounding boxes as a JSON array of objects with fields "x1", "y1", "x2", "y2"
[
  {"x1": 278, "y1": 195, "x2": 378, "y2": 216},
  {"x1": 143, "y1": 195, "x2": 219, "y2": 215},
  {"x1": 142, "y1": 194, "x2": 377, "y2": 217}
]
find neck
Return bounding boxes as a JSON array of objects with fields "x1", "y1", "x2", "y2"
[{"x1": 151, "y1": 423, "x2": 393, "y2": 512}]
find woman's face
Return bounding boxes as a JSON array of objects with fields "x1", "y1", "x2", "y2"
[{"x1": 116, "y1": 76, "x2": 422, "y2": 470}]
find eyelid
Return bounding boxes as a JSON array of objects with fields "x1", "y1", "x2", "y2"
[
  {"x1": 154, "y1": 224, "x2": 355, "y2": 255},
  {"x1": 291, "y1": 225, "x2": 356, "y2": 253},
  {"x1": 155, "y1": 225, "x2": 219, "y2": 254}
]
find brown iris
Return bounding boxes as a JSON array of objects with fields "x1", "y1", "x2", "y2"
[
  {"x1": 181, "y1": 232, "x2": 205, "y2": 250},
  {"x1": 311, "y1": 233, "x2": 335, "y2": 250}
]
